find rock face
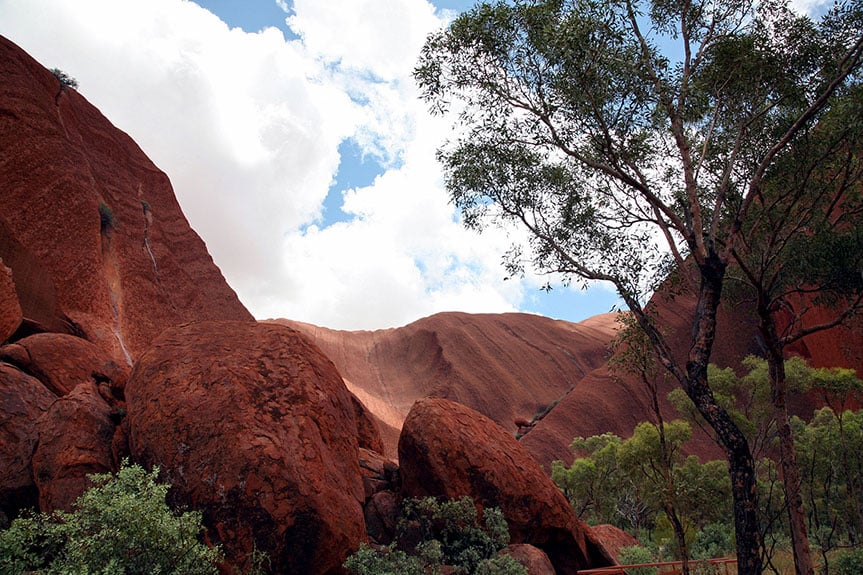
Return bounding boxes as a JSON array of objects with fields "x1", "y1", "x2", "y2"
[
  {"x1": 0, "y1": 333, "x2": 128, "y2": 397},
  {"x1": 0, "y1": 362, "x2": 54, "y2": 519},
  {"x1": 126, "y1": 321, "x2": 366, "y2": 575},
  {"x1": 0, "y1": 35, "x2": 252, "y2": 365},
  {"x1": 278, "y1": 312, "x2": 619, "y2": 456},
  {"x1": 0, "y1": 261, "x2": 22, "y2": 343},
  {"x1": 31, "y1": 382, "x2": 117, "y2": 512},
  {"x1": 398, "y1": 397, "x2": 614, "y2": 575}
]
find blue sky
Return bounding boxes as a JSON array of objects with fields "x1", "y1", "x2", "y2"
[{"x1": 0, "y1": 0, "x2": 624, "y2": 329}]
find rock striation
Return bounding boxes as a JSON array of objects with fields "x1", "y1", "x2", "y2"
[{"x1": 278, "y1": 311, "x2": 619, "y2": 456}]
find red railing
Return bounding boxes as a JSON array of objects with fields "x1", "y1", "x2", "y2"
[{"x1": 577, "y1": 557, "x2": 737, "y2": 575}]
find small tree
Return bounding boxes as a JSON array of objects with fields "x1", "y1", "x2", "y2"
[
  {"x1": 0, "y1": 462, "x2": 221, "y2": 575},
  {"x1": 49, "y1": 67, "x2": 78, "y2": 89}
]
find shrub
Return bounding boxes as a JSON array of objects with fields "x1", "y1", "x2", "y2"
[
  {"x1": 618, "y1": 545, "x2": 657, "y2": 575},
  {"x1": 0, "y1": 461, "x2": 221, "y2": 575},
  {"x1": 344, "y1": 496, "x2": 527, "y2": 575},
  {"x1": 49, "y1": 67, "x2": 78, "y2": 89},
  {"x1": 833, "y1": 547, "x2": 863, "y2": 575}
]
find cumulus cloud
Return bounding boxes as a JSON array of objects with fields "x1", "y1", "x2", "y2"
[{"x1": 0, "y1": 0, "x2": 604, "y2": 329}]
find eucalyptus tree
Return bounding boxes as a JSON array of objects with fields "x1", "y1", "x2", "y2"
[
  {"x1": 415, "y1": 1, "x2": 863, "y2": 573},
  {"x1": 729, "y1": 80, "x2": 863, "y2": 575}
]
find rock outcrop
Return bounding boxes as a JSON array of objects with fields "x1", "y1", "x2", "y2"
[
  {"x1": 0, "y1": 34, "x2": 252, "y2": 366},
  {"x1": 126, "y1": 321, "x2": 366, "y2": 575},
  {"x1": 0, "y1": 333, "x2": 128, "y2": 397},
  {"x1": 31, "y1": 381, "x2": 117, "y2": 511},
  {"x1": 0, "y1": 362, "x2": 54, "y2": 519},
  {"x1": 398, "y1": 397, "x2": 614, "y2": 575},
  {"x1": 278, "y1": 312, "x2": 619, "y2": 456}
]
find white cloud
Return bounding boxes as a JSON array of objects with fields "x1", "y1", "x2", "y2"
[{"x1": 0, "y1": 0, "x2": 544, "y2": 329}]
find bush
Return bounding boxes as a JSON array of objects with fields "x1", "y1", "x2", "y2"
[
  {"x1": 49, "y1": 68, "x2": 78, "y2": 89},
  {"x1": 0, "y1": 461, "x2": 221, "y2": 575},
  {"x1": 833, "y1": 547, "x2": 863, "y2": 575},
  {"x1": 618, "y1": 545, "x2": 657, "y2": 575},
  {"x1": 344, "y1": 496, "x2": 527, "y2": 575}
]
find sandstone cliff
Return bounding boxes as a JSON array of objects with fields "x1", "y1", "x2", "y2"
[{"x1": 0, "y1": 35, "x2": 252, "y2": 365}]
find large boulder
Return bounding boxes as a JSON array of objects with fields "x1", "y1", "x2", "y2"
[
  {"x1": 0, "y1": 260, "x2": 22, "y2": 343},
  {"x1": 126, "y1": 321, "x2": 366, "y2": 575},
  {"x1": 0, "y1": 362, "x2": 55, "y2": 520},
  {"x1": 31, "y1": 381, "x2": 117, "y2": 511},
  {"x1": 0, "y1": 333, "x2": 128, "y2": 397},
  {"x1": 398, "y1": 397, "x2": 614, "y2": 575}
]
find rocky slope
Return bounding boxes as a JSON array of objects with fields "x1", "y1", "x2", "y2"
[
  {"x1": 275, "y1": 311, "x2": 619, "y2": 457},
  {"x1": 0, "y1": 35, "x2": 252, "y2": 365}
]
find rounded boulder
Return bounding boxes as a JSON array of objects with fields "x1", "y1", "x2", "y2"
[
  {"x1": 126, "y1": 321, "x2": 365, "y2": 575},
  {"x1": 398, "y1": 397, "x2": 614, "y2": 575}
]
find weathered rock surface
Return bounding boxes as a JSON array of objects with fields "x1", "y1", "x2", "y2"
[
  {"x1": 398, "y1": 397, "x2": 614, "y2": 575},
  {"x1": 502, "y1": 544, "x2": 557, "y2": 575},
  {"x1": 126, "y1": 321, "x2": 366, "y2": 575},
  {"x1": 0, "y1": 261, "x2": 22, "y2": 343},
  {"x1": 0, "y1": 333, "x2": 128, "y2": 397},
  {"x1": 589, "y1": 524, "x2": 639, "y2": 564},
  {"x1": 351, "y1": 394, "x2": 385, "y2": 454},
  {"x1": 278, "y1": 312, "x2": 619, "y2": 456},
  {"x1": 0, "y1": 35, "x2": 252, "y2": 365},
  {"x1": 0, "y1": 362, "x2": 55, "y2": 518},
  {"x1": 31, "y1": 381, "x2": 116, "y2": 511}
]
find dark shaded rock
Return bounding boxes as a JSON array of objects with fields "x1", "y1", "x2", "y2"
[
  {"x1": 32, "y1": 381, "x2": 116, "y2": 511},
  {"x1": 0, "y1": 362, "x2": 54, "y2": 518}
]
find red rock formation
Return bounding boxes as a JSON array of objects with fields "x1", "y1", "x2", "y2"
[
  {"x1": 277, "y1": 311, "x2": 618, "y2": 456},
  {"x1": 502, "y1": 544, "x2": 557, "y2": 575},
  {"x1": 0, "y1": 362, "x2": 55, "y2": 518},
  {"x1": 589, "y1": 525, "x2": 640, "y2": 564},
  {"x1": 398, "y1": 397, "x2": 614, "y2": 575},
  {"x1": 0, "y1": 35, "x2": 252, "y2": 365},
  {"x1": 31, "y1": 381, "x2": 117, "y2": 511},
  {"x1": 126, "y1": 321, "x2": 366, "y2": 575},
  {"x1": 0, "y1": 333, "x2": 128, "y2": 397},
  {"x1": 0, "y1": 261, "x2": 22, "y2": 342}
]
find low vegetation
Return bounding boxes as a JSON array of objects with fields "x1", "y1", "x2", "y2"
[
  {"x1": 344, "y1": 496, "x2": 527, "y2": 575},
  {"x1": 0, "y1": 462, "x2": 221, "y2": 575}
]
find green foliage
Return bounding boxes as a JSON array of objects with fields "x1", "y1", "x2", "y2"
[
  {"x1": 793, "y1": 408, "x2": 863, "y2": 557},
  {"x1": 344, "y1": 496, "x2": 526, "y2": 575},
  {"x1": 0, "y1": 462, "x2": 221, "y2": 575},
  {"x1": 552, "y1": 422, "x2": 732, "y2": 543},
  {"x1": 833, "y1": 547, "x2": 863, "y2": 575},
  {"x1": 49, "y1": 68, "x2": 78, "y2": 89},
  {"x1": 617, "y1": 545, "x2": 657, "y2": 575}
]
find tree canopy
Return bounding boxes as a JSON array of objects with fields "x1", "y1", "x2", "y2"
[{"x1": 416, "y1": 2, "x2": 863, "y2": 573}]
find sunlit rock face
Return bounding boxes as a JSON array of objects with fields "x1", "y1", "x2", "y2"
[{"x1": 0, "y1": 34, "x2": 252, "y2": 366}]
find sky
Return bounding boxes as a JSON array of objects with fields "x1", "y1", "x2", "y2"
[{"x1": 0, "y1": 0, "x2": 827, "y2": 330}]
